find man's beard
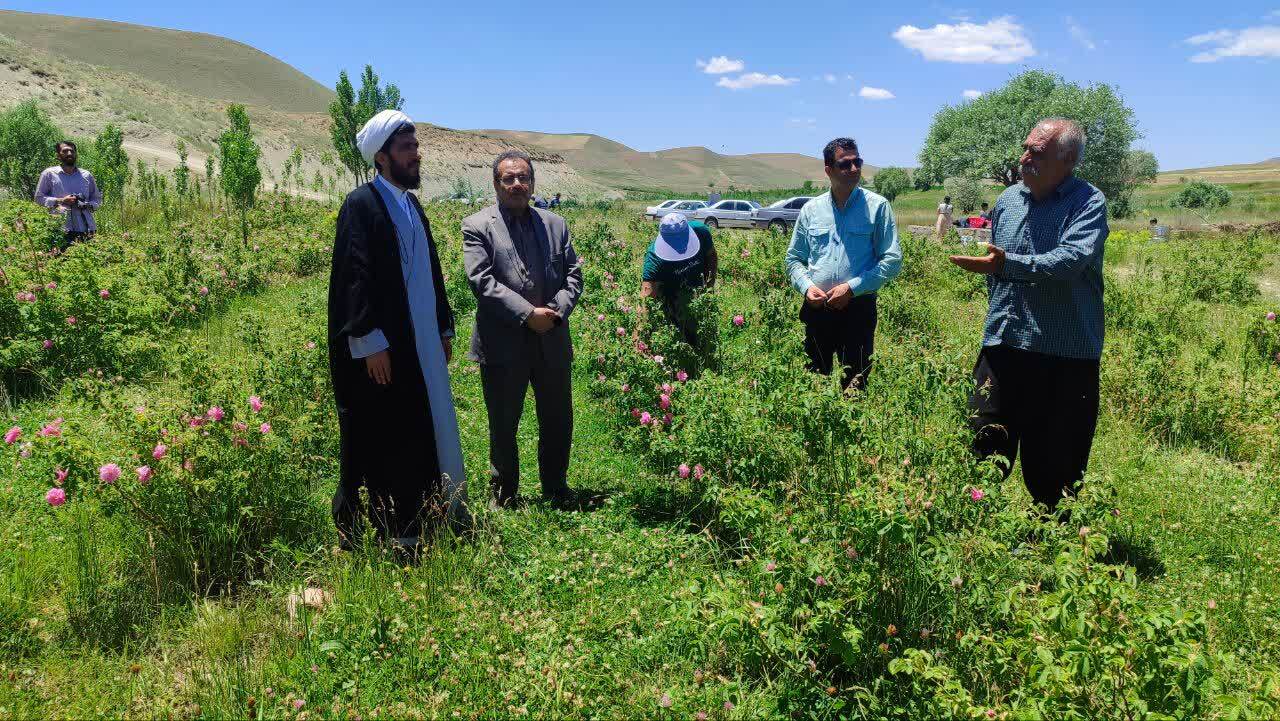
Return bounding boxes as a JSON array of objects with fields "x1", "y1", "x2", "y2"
[{"x1": 389, "y1": 161, "x2": 421, "y2": 190}]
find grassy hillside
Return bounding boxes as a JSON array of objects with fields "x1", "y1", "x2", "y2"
[
  {"x1": 475, "y1": 129, "x2": 846, "y2": 192},
  {"x1": 0, "y1": 10, "x2": 332, "y2": 113}
]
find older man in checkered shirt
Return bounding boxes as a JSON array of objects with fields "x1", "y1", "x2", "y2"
[{"x1": 949, "y1": 118, "x2": 1108, "y2": 513}]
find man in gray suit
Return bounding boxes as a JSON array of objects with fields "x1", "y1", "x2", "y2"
[{"x1": 463, "y1": 150, "x2": 584, "y2": 510}]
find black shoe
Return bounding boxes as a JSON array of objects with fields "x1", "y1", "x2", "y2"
[
  {"x1": 488, "y1": 492, "x2": 517, "y2": 512},
  {"x1": 545, "y1": 487, "x2": 578, "y2": 510}
]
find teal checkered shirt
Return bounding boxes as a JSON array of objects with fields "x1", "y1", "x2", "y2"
[{"x1": 984, "y1": 175, "x2": 1108, "y2": 360}]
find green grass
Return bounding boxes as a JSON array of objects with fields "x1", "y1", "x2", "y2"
[{"x1": 1, "y1": 197, "x2": 1279, "y2": 717}]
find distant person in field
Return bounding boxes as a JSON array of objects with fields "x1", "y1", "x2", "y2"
[
  {"x1": 35, "y1": 140, "x2": 101, "y2": 249},
  {"x1": 550, "y1": 192, "x2": 562, "y2": 209},
  {"x1": 708, "y1": 189, "x2": 721, "y2": 205},
  {"x1": 785, "y1": 137, "x2": 902, "y2": 390},
  {"x1": 1149, "y1": 217, "x2": 1168, "y2": 240},
  {"x1": 640, "y1": 212, "x2": 718, "y2": 349},
  {"x1": 935, "y1": 195, "x2": 954, "y2": 238},
  {"x1": 979, "y1": 202, "x2": 991, "y2": 220},
  {"x1": 463, "y1": 150, "x2": 584, "y2": 511},
  {"x1": 327, "y1": 110, "x2": 468, "y2": 551},
  {"x1": 949, "y1": 118, "x2": 1107, "y2": 514}
]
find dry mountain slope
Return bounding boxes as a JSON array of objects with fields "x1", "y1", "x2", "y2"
[
  {"x1": 476, "y1": 129, "x2": 863, "y2": 192},
  {"x1": 0, "y1": 10, "x2": 332, "y2": 113},
  {"x1": 0, "y1": 18, "x2": 610, "y2": 199}
]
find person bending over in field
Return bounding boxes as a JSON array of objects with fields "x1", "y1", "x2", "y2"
[
  {"x1": 327, "y1": 110, "x2": 469, "y2": 552},
  {"x1": 639, "y1": 212, "x2": 718, "y2": 350},
  {"x1": 784, "y1": 137, "x2": 902, "y2": 391},
  {"x1": 949, "y1": 118, "x2": 1107, "y2": 514}
]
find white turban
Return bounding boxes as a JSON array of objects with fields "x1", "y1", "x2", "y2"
[{"x1": 356, "y1": 109, "x2": 414, "y2": 166}]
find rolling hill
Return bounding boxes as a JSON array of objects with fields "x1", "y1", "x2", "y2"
[
  {"x1": 474, "y1": 129, "x2": 867, "y2": 192},
  {"x1": 0, "y1": 10, "x2": 332, "y2": 113}
]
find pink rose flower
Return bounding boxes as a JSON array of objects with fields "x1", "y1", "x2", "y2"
[
  {"x1": 4, "y1": 426, "x2": 20, "y2": 445},
  {"x1": 814, "y1": 576, "x2": 828, "y2": 587},
  {"x1": 616, "y1": 327, "x2": 626, "y2": 337},
  {"x1": 207, "y1": 406, "x2": 224, "y2": 422},
  {"x1": 54, "y1": 468, "x2": 68, "y2": 485},
  {"x1": 661, "y1": 383, "x2": 673, "y2": 393},
  {"x1": 658, "y1": 694, "x2": 672, "y2": 709},
  {"x1": 99, "y1": 289, "x2": 110, "y2": 299},
  {"x1": 66, "y1": 316, "x2": 76, "y2": 325},
  {"x1": 630, "y1": 408, "x2": 641, "y2": 418},
  {"x1": 662, "y1": 412, "x2": 673, "y2": 425},
  {"x1": 1268, "y1": 311, "x2": 1277, "y2": 322},
  {"x1": 676, "y1": 370, "x2": 688, "y2": 382},
  {"x1": 969, "y1": 487, "x2": 985, "y2": 501},
  {"x1": 693, "y1": 464, "x2": 705, "y2": 479},
  {"x1": 249, "y1": 395, "x2": 263, "y2": 413},
  {"x1": 678, "y1": 463, "x2": 691, "y2": 479},
  {"x1": 46, "y1": 282, "x2": 57, "y2": 290},
  {"x1": 597, "y1": 373, "x2": 606, "y2": 382},
  {"x1": 42, "y1": 339, "x2": 53, "y2": 350},
  {"x1": 260, "y1": 422, "x2": 272, "y2": 434},
  {"x1": 765, "y1": 561, "x2": 776, "y2": 572},
  {"x1": 38, "y1": 419, "x2": 63, "y2": 438},
  {"x1": 596, "y1": 314, "x2": 605, "y2": 321},
  {"x1": 293, "y1": 699, "x2": 305, "y2": 710},
  {"x1": 199, "y1": 286, "x2": 209, "y2": 296},
  {"x1": 653, "y1": 355, "x2": 664, "y2": 365},
  {"x1": 732, "y1": 314, "x2": 745, "y2": 327},
  {"x1": 622, "y1": 384, "x2": 631, "y2": 393},
  {"x1": 136, "y1": 466, "x2": 153, "y2": 484},
  {"x1": 233, "y1": 421, "x2": 248, "y2": 433},
  {"x1": 152, "y1": 443, "x2": 167, "y2": 459},
  {"x1": 99, "y1": 463, "x2": 121, "y2": 484},
  {"x1": 306, "y1": 341, "x2": 317, "y2": 350},
  {"x1": 45, "y1": 487, "x2": 66, "y2": 506},
  {"x1": 659, "y1": 394, "x2": 671, "y2": 410},
  {"x1": 639, "y1": 412, "x2": 653, "y2": 426}
]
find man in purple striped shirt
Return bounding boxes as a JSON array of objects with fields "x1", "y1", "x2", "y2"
[{"x1": 34, "y1": 140, "x2": 102, "y2": 248}]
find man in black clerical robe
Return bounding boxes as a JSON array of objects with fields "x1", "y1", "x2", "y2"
[{"x1": 327, "y1": 110, "x2": 463, "y2": 548}]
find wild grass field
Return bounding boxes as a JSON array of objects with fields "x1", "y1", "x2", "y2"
[{"x1": 1, "y1": 191, "x2": 1279, "y2": 719}]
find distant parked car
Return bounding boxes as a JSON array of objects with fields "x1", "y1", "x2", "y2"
[
  {"x1": 751, "y1": 196, "x2": 814, "y2": 231},
  {"x1": 692, "y1": 199, "x2": 762, "y2": 229},
  {"x1": 644, "y1": 199, "x2": 707, "y2": 220}
]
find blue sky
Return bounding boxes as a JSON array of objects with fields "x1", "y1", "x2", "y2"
[{"x1": 3, "y1": 1, "x2": 1278, "y2": 169}]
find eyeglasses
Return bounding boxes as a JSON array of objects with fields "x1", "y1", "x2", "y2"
[
  {"x1": 499, "y1": 174, "x2": 531, "y2": 187},
  {"x1": 833, "y1": 157, "x2": 864, "y2": 171}
]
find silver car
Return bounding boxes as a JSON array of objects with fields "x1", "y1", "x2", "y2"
[
  {"x1": 751, "y1": 196, "x2": 814, "y2": 231},
  {"x1": 693, "y1": 199, "x2": 762, "y2": 229},
  {"x1": 644, "y1": 199, "x2": 707, "y2": 220}
]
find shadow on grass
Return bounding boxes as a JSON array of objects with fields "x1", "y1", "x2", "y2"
[{"x1": 1102, "y1": 535, "x2": 1167, "y2": 581}]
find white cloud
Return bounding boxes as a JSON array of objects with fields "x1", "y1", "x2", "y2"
[
  {"x1": 823, "y1": 73, "x2": 838, "y2": 84},
  {"x1": 1186, "y1": 25, "x2": 1280, "y2": 61},
  {"x1": 1066, "y1": 17, "x2": 1096, "y2": 50},
  {"x1": 892, "y1": 16, "x2": 1035, "y2": 63},
  {"x1": 858, "y1": 86, "x2": 896, "y2": 100},
  {"x1": 788, "y1": 117, "x2": 817, "y2": 127},
  {"x1": 696, "y1": 56, "x2": 745, "y2": 74},
  {"x1": 717, "y1": 72, "x2": 798, "y2": 90},
  {"x1": 962, "y1": 89, "x2": 983, "y2": 99}
]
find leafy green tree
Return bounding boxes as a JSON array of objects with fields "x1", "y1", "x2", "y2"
[
  {"x1": 943, "y1": 176, "x2": 984, "y2": 214},
  {"x1": 173, "y1": 139, "x2": 190, "y2": 198},
  {"x1": 329, "y1": 65, "x2": 405, "y2": 189},
  {"x1": 204, "y1": 155, "x2": 216, "y2": 202},
  {"x1": 218, "y1": 104, "x2": 262, "y2": 246},
  {"x1": 0, "y1": 100, "x2": 61, "y2": 199},
  {"x1": 1123, "y1": 150, "x2": 1159, "y2": 187},
  {"x1": 1169, "y1": 180, "x2": 1231, "y2": 221},
  {"x1": 917, "y1": 70, "x2": 1140, "y2": 213},
  {"x1": 871, "y1": 167, "x2": 910, "y2": 201},
  {"x1": 912, "y1": 172, "x2": 932, "y2": 192},
  {"x1": 91, "y1": 124, "x2": 130, "y2": 224}
]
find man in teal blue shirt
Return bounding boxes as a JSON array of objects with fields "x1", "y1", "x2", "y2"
[{"x1": 784, "y1": 138, "x2": 902, "y2": 389}]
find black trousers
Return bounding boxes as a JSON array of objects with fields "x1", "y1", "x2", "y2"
[
  {"x1": 480, "y1": 358, "x2": 573, "y2": 503},
  {"x1": 801, "y1": 294, "x2": 877, "y2": 390},
  {"x1": 968, "y1": 344, "x2": 1100, "y2": 511},
  {"x1": 61, "y1": 231, "x2": 92, "y2": 250}
]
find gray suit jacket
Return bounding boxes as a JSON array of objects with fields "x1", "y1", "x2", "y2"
[{"x1": 463, "y1": 204, "x2": 583, "y2": 366}]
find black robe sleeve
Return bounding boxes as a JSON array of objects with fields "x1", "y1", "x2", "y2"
[{"x1": 333, "y1": 195, "x2": 379, "y2": 342}]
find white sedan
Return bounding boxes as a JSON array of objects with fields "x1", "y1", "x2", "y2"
[
  {"x1": 692, "y1": 199, "x2": 762, "y2": 229},
  {"x1": 644, "y1": 199, "x2": 707, "y2": 220}
]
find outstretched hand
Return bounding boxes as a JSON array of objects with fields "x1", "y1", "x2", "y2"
[{"x1": 949, "y1": 243, "x2": 1006, "y2": 275}]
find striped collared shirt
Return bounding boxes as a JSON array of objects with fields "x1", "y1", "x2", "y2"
[{"x1": 984, "y1": 175, "x2": 1108, "y2": 360}]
